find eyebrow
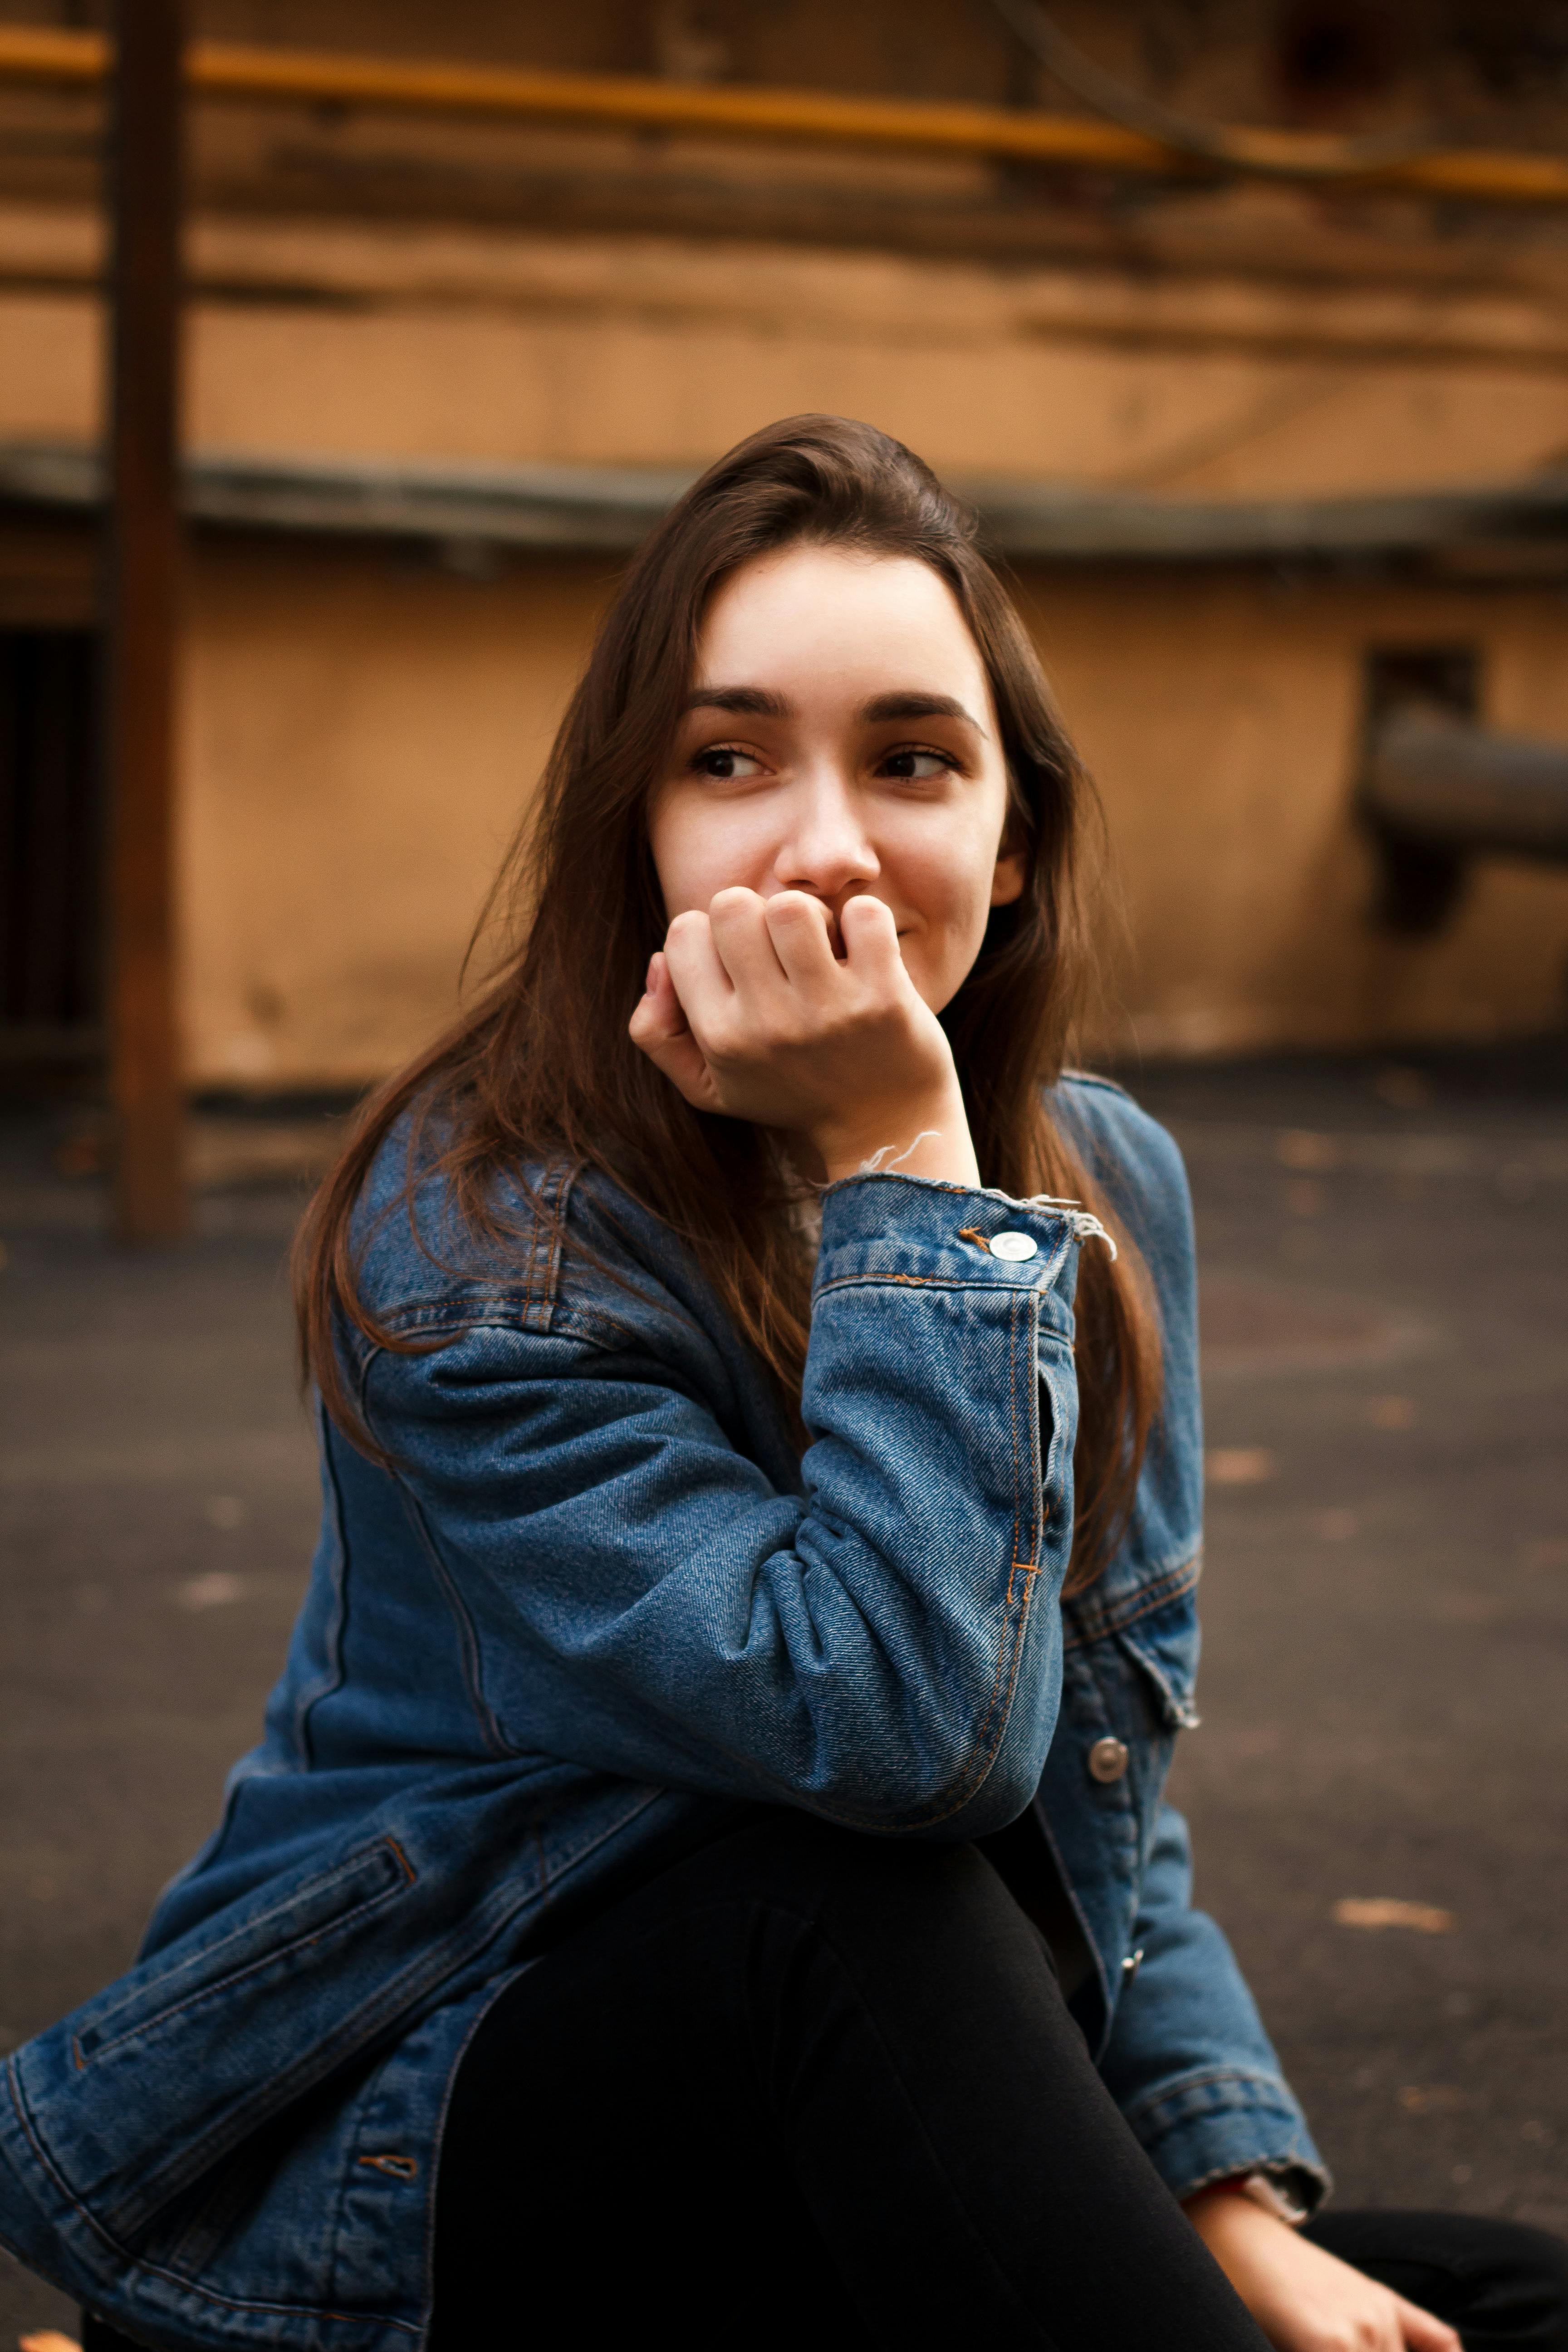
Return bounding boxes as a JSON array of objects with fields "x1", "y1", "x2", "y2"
[
  {"x1": 682, "y1": 686, "x2": 793, "y2": 718},
  {"x1": 683, "y1": 685, "x2": 985, "y2": 732},
  {"x1": 859, "y1": 691, "x2": 984, "y2": 732}
]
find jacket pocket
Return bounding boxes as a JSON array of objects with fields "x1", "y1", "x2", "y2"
[
  {"x1": 1115, "y1": 1586, "x2": 1201, "y2": 1733},
  {"x1": 72, "y1": 1840, "x2": 414, "y2": 2070},
  {"x1": 16, "y1": 1838, "x2": 417, "y2": 2242}
]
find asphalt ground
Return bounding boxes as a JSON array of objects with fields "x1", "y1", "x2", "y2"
[{"x1": 1, "y1": 1043, "x2": 1565, "y2": 2338}]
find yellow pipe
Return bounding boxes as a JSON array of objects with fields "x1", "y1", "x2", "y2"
[{"x1": 4, "y1": 21, "x2": 1568, "y2": 210}]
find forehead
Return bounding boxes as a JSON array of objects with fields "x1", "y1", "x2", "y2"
[{"x1": 696, "y1": 545, "x2": 986, "y2": 691}]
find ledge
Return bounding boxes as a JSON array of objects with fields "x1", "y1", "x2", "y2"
[{"x1": 6, "y1": 440, "x2": 1568, "y2": 573}]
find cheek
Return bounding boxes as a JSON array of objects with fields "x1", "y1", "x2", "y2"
[
  {"x1": 648, "y1": 789, "x2": 761, "y2": 916},
  {"x1": 892, "y1": 848, "x2": 999, "y2": 1010},
  {"x1": 902, "y1": 839, "x2": 1000, "y2": 947}
]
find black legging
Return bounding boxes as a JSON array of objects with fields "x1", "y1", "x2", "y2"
[
  {"x1": 80, "y1": 1811, "x2": 1568, "y2": 2352},
  {"x1": 431, "y1": 1810, "x2": 1568, "y2": 2350}
]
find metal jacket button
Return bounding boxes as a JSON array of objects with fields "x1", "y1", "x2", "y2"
[
  {"x1": 989, "y1": 1230, "x2": 1037, "y2": 1261},
  {"x1": 1122, "y1": 1947, "x2": 1145, "y2": 1983},
  {"x1": 1088, "y1": 1735, "x2": 1130, "y2": 1784}
]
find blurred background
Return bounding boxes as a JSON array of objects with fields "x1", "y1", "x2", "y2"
[{"x1": 1, "y1": 0, "x2": 1566, "y2": 2338}]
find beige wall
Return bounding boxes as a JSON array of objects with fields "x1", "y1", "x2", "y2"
[
  {"x1": 174, "y1": 537, "x2": 1568, "y2": 1089},
  {"x1": 7, "y1": 205, "x2": 1568, "y2": 499},
  {"x1": 6, "y1": 45, "x2": 1568, "y2": 1079},
  {"x1": 180, "y1": 541, "x2": 611, "y2": 1086},
  {"x1": 1022, "y1": 570, "x2": 1568, "y2": 1057}
]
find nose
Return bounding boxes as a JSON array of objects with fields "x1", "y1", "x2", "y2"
[{"x1": 772, "y1": 769, "x2": 880, "y2": 911}]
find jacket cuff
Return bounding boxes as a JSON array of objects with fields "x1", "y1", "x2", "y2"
[
  {"x1": 814, "y1": 1170, "x2": 1098, "y2": 1340},
  {"x1": 1121, "y1": 2065, "x2": 1332, "y2": 2215}
]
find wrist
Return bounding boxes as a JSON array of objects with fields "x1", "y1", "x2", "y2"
[
  {"x1": 812, "y1": 1087, "x2": 978, "y2": 1188},
  {"x1": 1185, "y1": 2174, "x2": 1308, "y2": 2231}
]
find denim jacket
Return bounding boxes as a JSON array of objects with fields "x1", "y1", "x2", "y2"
[{"x1": 0, "y1": 1075, "x2": 1325, "y2": 2352}]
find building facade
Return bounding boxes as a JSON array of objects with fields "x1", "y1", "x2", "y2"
[{"x1": 3, "y1": 0, "x2": 1568, "y2": 1087}]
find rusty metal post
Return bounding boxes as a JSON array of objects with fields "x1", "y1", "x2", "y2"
[{"x1": 106, "y1": 0, "x2": 188, "y2": 1240}]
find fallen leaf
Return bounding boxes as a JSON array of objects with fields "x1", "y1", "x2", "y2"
[
  {"x1": 1375, "y1": 1066, "x2": 1431, "y2": 1109},
  {"x1": 1333, "y1": 1897, "x2": 1455, "y2": 1935},
  {"x1": 1398, "y1": 2085, "x2": 1468, "y2": 2113},
  {"x1": 1206, "y1": 1447, "x2": 1277, "y2": 1486},
  {"x1": 174, "y1": 1572, "x2": 246, "y2": 1612},
  {"x1": 1277, "y1": 1130, "x2": 1343, "y2": 1172}
]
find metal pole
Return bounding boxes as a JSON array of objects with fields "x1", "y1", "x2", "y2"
[{"x1": 106, "y1": 0, "x2": 188, "y2": 1241}]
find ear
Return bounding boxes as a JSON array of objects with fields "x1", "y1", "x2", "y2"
[{"x1": 990, "y1": 841, "x2": 1028, "y2": 908}]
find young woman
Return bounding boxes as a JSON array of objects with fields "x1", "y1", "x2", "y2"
[{"x1": 2, "y1": 416, "x2": 1563, "y2": 2352}]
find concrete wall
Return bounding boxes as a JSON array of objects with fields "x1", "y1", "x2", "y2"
[
  {"x1": 7, "y1": 206, "x2": 1568, "y2": 498},
  {"x1": 6, "y1": 0, "x2": 1568, "y2": 1077},
  {"x1": 179, "y1": 541, "x2": 611, "y2": 1087},
  {"x1": 1022, "y1": 569, "x2": 1568, "y2": 1057},
  {"x1": 171, "y1": 536, "x2": 1568, "y2": 1089}
]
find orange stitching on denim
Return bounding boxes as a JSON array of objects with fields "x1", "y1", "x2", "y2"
[
  {"x1": 1005, "y1": 1556, "x2": 1039, "y2": 1609},
  {"x1": 950, "y1": 1294, "x2": 1036, "y2": 1795},
  {"x1": 1008, "y1": 1285, "x2": 1021, "y2": 1575},
  {"x1": 941, "y1": 1546, "x2": 1039, "y2": 1819},
  {"x1": 804, "y1": 1276, "x2": 1051, "y2": 1834},
  {"x1": 522, "y1": 1180, "x2": 548, "y2": 1325},
  {"x1": 957, "y1": 1226, "x2": 990, "y2": 1251},
  {"x1": 905, "y1": 1293, "x2": 1047, "y2": 1829},
  {"x1": 1061, "y1": 1551, "x2": 1202, "y2": 1651}
]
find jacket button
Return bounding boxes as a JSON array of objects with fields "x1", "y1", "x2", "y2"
[
  {"x1": 989, "y1": 1230, "x2": 1037, "y2": 1261},
  {"x1": 1088, "y1": 1736, "x2": 1130, "y2": 1784},
  {"x1": 1122, "y1": 1946, "x2": 1145, "y2": 1983}
]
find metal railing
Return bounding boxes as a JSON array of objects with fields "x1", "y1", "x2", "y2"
[{"x1": 4, "y1": 23, "x2": 1568, "y2": 210}]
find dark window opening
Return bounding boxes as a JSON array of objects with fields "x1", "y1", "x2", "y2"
[
  {"x1": 0, "y1": 629, "x2": 105, "y2": 1048},
  {"x1": 1276, "y1": 2, "x2": 1403, "y2": 118},
  {"x1": 1364, "y1": 646, "x2": 1480, "y2": 726},
  {"x1": 1361, "y1": 644, "x2": 1481, "y2": 936}
]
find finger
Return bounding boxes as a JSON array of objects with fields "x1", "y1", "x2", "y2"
[
  {"x1": 661, "y1": 907, "x2": 735, "y2": 1036},
  {"x1": 627, "y1": 951, "x2": 688, "y2": 1048},
  {"x1": 707, "y1": 886, "x2": 791, "y2": 1000},
  {"x1": 763, "y1": 891, "x2": 841, "y2": 991},
  {"x1": 838, "y1": 891, "x2": 905, "y2": 985},
  {"x1": 1392, "y1": 2293, "x2": 1464, "y2": 2352},
  {"x1": 629, "y1": 956, "x2": 718, "y2": 1107},
  {"x1": 632, "y1": 1024, "x2": 716, "y2": 1109}
]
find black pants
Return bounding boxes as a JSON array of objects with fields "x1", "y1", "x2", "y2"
[
  {"x1": 83, "y1": 1813, "x2": 1568, "y2": 2352},
  {"x1": 432, "y1": 1810, "x2": 1568, "y2": 2352}
]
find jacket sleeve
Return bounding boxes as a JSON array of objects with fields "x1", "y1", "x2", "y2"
[
  {"x1": 1098, "y1": 1802, "x2": 1331, "y2": 2210},
  {"x1": 356, "y1": 1171, "x2": 1093, "y2": 1839}
]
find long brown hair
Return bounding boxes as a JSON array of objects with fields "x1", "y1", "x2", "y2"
[{"x1": 294, "y1": 414, "x2": 1160, "y2": 1592}]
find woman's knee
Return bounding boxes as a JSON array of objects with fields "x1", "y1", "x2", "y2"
[{"x1": 694, "y1": 1808, "x2": 1057, "y2": 2003}]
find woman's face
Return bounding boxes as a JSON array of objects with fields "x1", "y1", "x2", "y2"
[{"x1": 648, "y1": 544, "x2": 1025, "y2": 1017}]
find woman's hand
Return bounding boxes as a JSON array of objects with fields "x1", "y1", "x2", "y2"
[
  {"x1": 628, "y1": 886, "x2": 980, "y2": 1187},
  {"x1": 1185, "y1": 2188, "x2": 1461, "y2": 2352}
]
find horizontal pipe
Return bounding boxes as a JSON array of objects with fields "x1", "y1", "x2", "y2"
[
  {"x1": 13, "y1": 439, "x2": 1568, "y2": 568},
  {"x1": 4, "y1": 23, "x2": 1568, "y2": 209},
  {"x1": 1366, "y1": 709, "x2": 1568, "y2": 861}
]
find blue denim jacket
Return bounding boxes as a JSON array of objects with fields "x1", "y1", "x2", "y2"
[{"x1": 0, "y1": 1076, "x2": 1324, "y2": 2352}]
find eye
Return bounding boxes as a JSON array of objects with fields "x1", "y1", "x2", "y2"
[
  {"x1": 878, "y1": 748, "x2": 956, "y2": 781},
  {"x1": 694, "y1": 745, "x2": 764, "y2": 781}
]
